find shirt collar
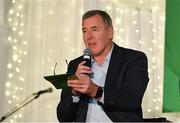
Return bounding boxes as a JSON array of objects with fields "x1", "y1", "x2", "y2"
[
  {"x1": 106, "y1": 43, "x2": 114, "y2": 61},
  {"x1": 92, "y1": 43, "x2": 114, "y2": 63}
]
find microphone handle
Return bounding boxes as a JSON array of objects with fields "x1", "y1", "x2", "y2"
[{"x1": 84, "y1": 59, "x2": 91, "y2": 68}]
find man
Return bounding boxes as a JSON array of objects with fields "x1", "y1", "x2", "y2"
[{"x1": 57, "y1": 10, "x2": 149, "y2": 122}]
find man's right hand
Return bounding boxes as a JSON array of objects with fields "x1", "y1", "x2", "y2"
[
  {"x1": 67, "y1": 79, "x2": 81, "y2": 96},
  {"x1": 67, "y1": 61, "x2": 91, "y2": 96}
]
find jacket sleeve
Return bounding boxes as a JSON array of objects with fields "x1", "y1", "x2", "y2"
[
  {"x1": 103, "y1": 52, "x2": 149, "y2": 111},
  {"x1": 56, "y1": 61, "x2": 79, "y2": 122},
  {"x1": 57, "y1": 88, "x2": 79, "y2": 122}
]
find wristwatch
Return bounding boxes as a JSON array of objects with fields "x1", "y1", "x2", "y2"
[{"x1": 94, "y1": 87, "x2": 103, "y2": 99}]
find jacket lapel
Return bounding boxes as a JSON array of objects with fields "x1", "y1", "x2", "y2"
[{"x1": 105, "y1": 43, "x2": 123, "y2": 89}]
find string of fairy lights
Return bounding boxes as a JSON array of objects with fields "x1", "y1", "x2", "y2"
[
  {"x1": 3, "y1": 0, "x2": 165, "y2": 122},
  {"x1": 5, "y1": 0, "x2": 26, "y2": 122}
]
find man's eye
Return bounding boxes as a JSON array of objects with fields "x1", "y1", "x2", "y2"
[
  {"x1": 83, "y1": 30, "x2": 86, "y2": 33},
  {"x1": 92, "y1": 28, "x2": 97, "y2": 31}
]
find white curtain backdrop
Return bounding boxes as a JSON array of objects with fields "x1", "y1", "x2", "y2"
[{"x1": 1, "y1": 0, "x2": 179, "y2": 122}]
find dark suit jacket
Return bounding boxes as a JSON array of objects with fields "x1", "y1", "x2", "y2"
[{"x1": 57, "y1": 43, "x2": 149, "y2": 122}]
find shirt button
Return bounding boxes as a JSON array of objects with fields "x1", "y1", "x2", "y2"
[{"x1": 110, "y1": 101, "x2": 115, "y2": 104}]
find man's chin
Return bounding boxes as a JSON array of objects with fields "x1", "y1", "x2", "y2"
[{"x1": 92, "y1": 51, "x2": 101, "y2": 57}]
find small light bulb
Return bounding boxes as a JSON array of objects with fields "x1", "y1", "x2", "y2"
[
  {"x1": 23, "y1": 41, "x2": 27, "y2": 45},
  {"x1": 158, "y1": 36, "x2": 162, "y2": 40},
  {"x1": 135, "y1": 29, "x2": 139, "y2": 33},
  {"x1": 10, "y1": 119, "x2": 13, "y2": 123},
  {"x1": 8, "y1": 37, "x2": 12, "y2": 41},
  {"x1": 80, "y1": 10, "x2": 84, "y2": 15},
  {"x1": 18, "y1": 31, "x2": 24, "y2": 36},
  {"x1": 12, "y1": 27, "x2": 17, "y2": 31},
  {"x1": 20, "y1": 87, "x2": 23, "y2": 90},
  {"x1": 14, "y1": 115, "x2": 17, "y2": 119},
  {"x1": 19, "y1": 77, "x2": 24, "y2": 81},
  {"x1": 20, "y1": 23, "x2": 24, "y2": 26},
  {"x1": 120, "y1": 9, "x2": 124, "y2": 14},
  {"x1": 147, "y1": 109, "x2": 152, "y2": 112},
  {"x1": 152, "y1": 65, "x2": 156, "y2": 69},
  {"x1": 12, "y1": 95, "x2": 16, "y2": 99},
  {"x1": 5, "y1": 91, "x2": 11, "y2": 96},
  {"x1": 159, "y1": 45, "x2": 162, "y2": 49},
  {"x1": 23, "y1": 51, "x2": 27, "y2": 55},
  {"x1": 18, "y1": 59, "x2": 22, "y2": 63},
  {"x1": 16, "y1": 13, "x2": 20, "y2": 16},
  {"x1": 8, "y1": 100, "x2": 12, "y2": 104},
  {"x1": 120, "y1": 29, "x2": 124, "y2": 32},
  {"x1": 9, "y1": 9, "x2": 14, "y2": 14},
  {"x1": 12, "y1": 0, "x2": 16, "y2": 3},
  {"x1": 8, "y1": 18, "x2": 12, "y2": 22},
  {"x1": 115, "y1": 18, "x2": 121, "y2": 24},
  {"x1": 139, "y1": 0, "x2": 143, "y2": 4},
  {"x1": 7, "y1": 63, "x2": 12, "y2": 69},
  {"x1": 18, "y1": 114, "x2": 22, "y2": 118},
  {"x1": 48, "y1": 104, "x2": 52, "y2": 108},
  {"x1": 106, "y1": 6, "x2": 111, "y2": 10},
  {"x1": 155, "y1": 106, "x2": 159, "y2": 110},
  {"x1": 152, "y1": 28, "x2": 156, "y2": 32},
  {"x1": 16, "y1": 96, "x2": 20, "y2": 100},
  {"x1": 152, "y1": 40, "x2": 157, "y2": 44},
  {"x1": 19, "y1": 50, "x2": 22, "y2": 54},
  {"x1": 15, "y1": 87, "x2": 19, "y2": 90},
  {"x1": 149, "y1": 48, "x2": 153, "y2": 52},
  {"x1": 160, "y1": 16, "x2": 164, "y2": 21},
  {"x1": 116, "y1": 36, "x2": 120, "y2": 40},
  {"x1": 153, "y1": 99, "x2": 157, "y2": 102},
  {"x1": 49, "y1": 10, "x2": 54, "y2": 15},
  {"x1": 13, "y1": 54, "x2": 18, "y2": 61},
  {"x1": 13, "y1": 39, "x2": 18, "y2": 42},
  {"x1": 132, "y1": 21, "x2": 137, "y2": 25},
  {"x1": 158, "y1": 26, "x2": 162, "y2": 30},
  {"x1": 154, "y1": 89, "x2": 158, "y2": 93},
  {"x1": 114, "y1": 27, "x2": 117, "y2": 31},
  {"x1": 148, "y1": 69, "x2": 152, "y2": 73},
  {"x1": 6, "y1": 82, "x2": 11, "y2": 88},
  {"x1": 157, "y1": 76, "x2": 161, "y2": 80},
  {"x1": 139, "y1": 40, "x2": 142, "y2": 44},
  {"x1": 16, "y1": 67, "x2": 20, "y2": 72},
  {"x1": 116, "y1": 8, "x2": 120, "y2": 11},
  {"x1": 8, "y1": 73, "x2": 13, "y2": 78},
  {"x1": 18, "y1": 5, "x2": 23, "y2": 9},
  {"x1": 149, "y1": 20, "x2": 153, "y2": 24}
]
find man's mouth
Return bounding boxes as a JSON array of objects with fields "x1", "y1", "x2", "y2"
[{"x1": 88, "y1": 42, "x2": 96, "y2": 47}]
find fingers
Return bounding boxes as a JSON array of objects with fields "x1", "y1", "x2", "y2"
[
  {"x1": 76, "y1": 61, "x2": 91, "y2": 78},
  {"x1": 68, "y1": 79, "x2": 84, "y2": 89},
  {"x1": 67, "y1": 79, "x2": 87, "y2": 93}
]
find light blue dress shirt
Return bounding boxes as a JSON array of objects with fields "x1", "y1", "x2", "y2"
[
  {"x1": 72, "y1": 44, "x2": 114, "y2": 122},
  {"x1": 86, "y1": 44, "x2": 114, "y2": 122}
]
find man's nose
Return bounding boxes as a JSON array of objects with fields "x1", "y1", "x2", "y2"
[{"x1": 86, "y1": 31, "x2": 93, "y2": 40}]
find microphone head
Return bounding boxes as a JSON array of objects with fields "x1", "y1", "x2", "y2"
[
  {"x1": 83, "y1": 48, "x2": 92, "y2": 67},
  {"x1": 83, "y1": 48, "x2": 92, "y2": 56}
]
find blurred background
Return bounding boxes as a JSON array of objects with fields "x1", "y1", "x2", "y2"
[{"x1": 0, "y1": 0, "x2": 179, "y2": 122}]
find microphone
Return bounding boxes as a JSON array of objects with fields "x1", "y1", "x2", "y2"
[
  {"x1": 33, "y1": 87, "x2": 53, "y2": 95},
  {"x1": 83, "y1": 48, "x2": 92, "y2": 68}
]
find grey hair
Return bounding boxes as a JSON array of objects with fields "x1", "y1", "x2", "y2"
[{"x1": 82, "y1": 10, "x2": 113, "y2": 27}]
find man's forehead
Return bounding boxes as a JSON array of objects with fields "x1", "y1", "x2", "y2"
[{"x1": 82, "y1": 15, "x2": 104, "y2": 28}]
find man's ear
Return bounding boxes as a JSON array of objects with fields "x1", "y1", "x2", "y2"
[{"x1": 108, "y1": 27, "x2": 114, "y2": 39}]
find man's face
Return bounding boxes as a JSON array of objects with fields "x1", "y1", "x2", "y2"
[{"x1": 82, "y1": 15, "x2": 113, "y2": 57}]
